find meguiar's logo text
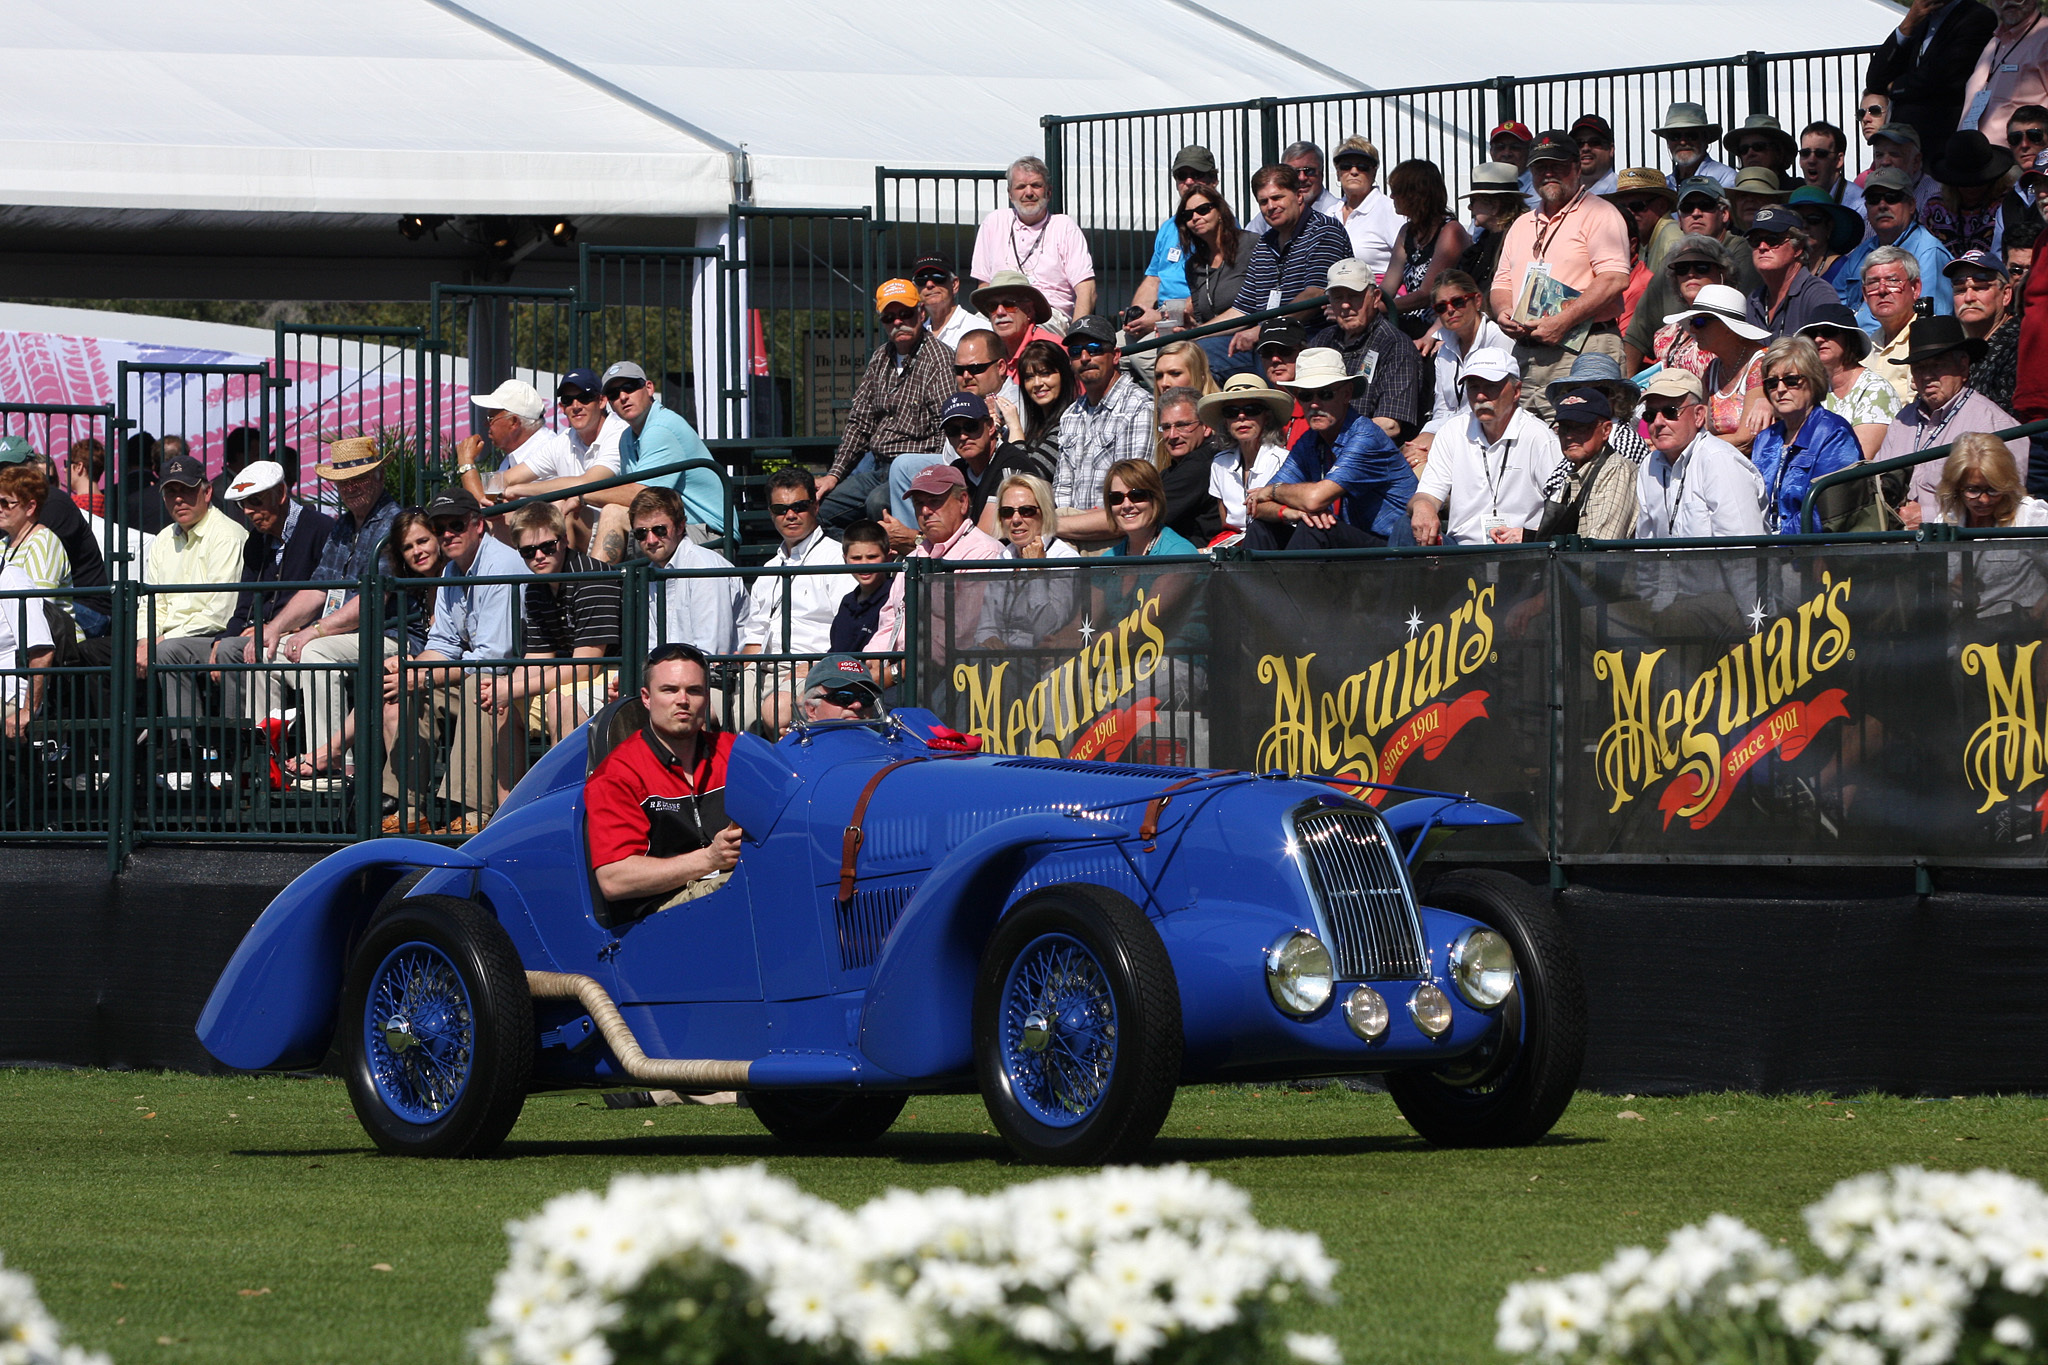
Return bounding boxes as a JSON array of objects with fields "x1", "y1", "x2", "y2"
[{"x1": 951, "y1": 592, "x2": 1170, "y2": 757}]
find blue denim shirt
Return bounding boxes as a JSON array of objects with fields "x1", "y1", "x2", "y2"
[
  {"x1": 1751, "y1": 405, "x2": 1864, "y2": 533},
  {"x1": 1274, "y1": 408, "x2": 1418, "y2": 540}
]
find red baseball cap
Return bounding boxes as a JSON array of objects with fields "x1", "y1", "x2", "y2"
[{"x1": 1490, "y1": 122, "x2": 1533, "y2": 144}]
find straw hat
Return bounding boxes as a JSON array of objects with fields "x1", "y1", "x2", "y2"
[
  {"x1": 970, "y1": 270, "x2": 1052, "y2": 324},
  {"x1": 314, "y1": 436, "x2": 388, "y2": 481},
  {"x1": 1197, "y1": 373, "x2": 1293, "y2": 425}
]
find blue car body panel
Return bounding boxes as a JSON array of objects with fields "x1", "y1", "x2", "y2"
[{"x1": 199, "y1": 705, "x2": 1527, "y2": 1089}]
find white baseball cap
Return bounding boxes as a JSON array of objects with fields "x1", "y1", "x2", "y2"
[
  {"x1": 1326, "y1": 258, "x2": 1378, "y2": 292},
  {"x1": 1459, "y1": 348, "x2": 1520, "y2": 383},
  {"x1": 472, "y1": 379, "x2": 545, "y2": 422},
  {"x1": 224, "y1": 460, "x2": 285, "y2": 502}
]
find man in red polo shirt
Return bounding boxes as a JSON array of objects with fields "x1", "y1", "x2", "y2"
[{"x1": 587, "y1": 643, "x2": 743, "y2": 921}]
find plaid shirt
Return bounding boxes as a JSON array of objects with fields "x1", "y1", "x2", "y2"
[
  {"x1": 829, "y1": 331, "x2": 955, "y2": 480},
  {"x1": 1055, "y1": 374, "x2": 1154, "y2": 509},
  {"x1": 311, "y1": 492, "x2": 400, "y2": 600},
  {"x1": 1550, "y1": 446, "x2": 1640, "y2": 541}
]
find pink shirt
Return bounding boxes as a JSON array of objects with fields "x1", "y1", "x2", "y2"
[
  {"x1": 875, "y1": 518, "x2": 1007, "y2": 656},
  {"x1": 1963, "y1": 16, "x2": 2048, "y2": 146},
  {"x1": 970, "y1": 208, "x2": 1095, "y2": 313}
]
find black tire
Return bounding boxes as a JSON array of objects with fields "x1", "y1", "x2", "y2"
[
  {"x1": 972, "y1": 885, "x2": 1181, "y2": 1165},
  {"x1": 749, "y1": 1091, "x2": 908, "y2": 1145},
  {"x1": 1387, "y1": 870, "x2": 1585, "y2": 1147},
  {"x1": 340, "y1": 895, "x2": 533, "y2": 1158}
]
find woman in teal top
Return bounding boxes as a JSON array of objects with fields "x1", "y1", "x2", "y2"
[
  {"x1": 1103, "y1": 458, "x2": 1198, "y2": 559},
  {"x1": 1094, "y1": 460, "x2": 1206, "y2": 704}
]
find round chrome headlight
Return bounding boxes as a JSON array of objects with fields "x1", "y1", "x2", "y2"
[
  {"x1": 1265, "y1": 931, "x2": 1334, "y2": 1016},
  {"x1": 1448, "y1": 928, "x2": 1517, "y2": 1008},
  {"x1": 1409, "y1": 982, "x2": 1454, "y2": 1039},
  {"x1": 1342, "y1": 986, "x2": 1389, "y2": 1041}
]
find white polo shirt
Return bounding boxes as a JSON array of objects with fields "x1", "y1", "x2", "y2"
[
  {"x1": 1415, "y1": 406, "x2": 1558, "y2": 544},
  {"x1": 518, "y1": 416, "x2": 624, "y2": 482},
  {"x1": 740, "y1": 526, "x2": 855, "y2": 657}
]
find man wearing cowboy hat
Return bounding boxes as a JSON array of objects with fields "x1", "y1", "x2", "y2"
[
  {"x1": 1724, "y1": 115, "x2": 1799, "y2": 188},
  {"x1": 1876, "y1": 314, "x2": 2028, "y2": 525},
  {"x1": 1839, "y1": 167, "x2": 1957, "y2": 331},
  {"x1": 816, "y1": 279, "x2": 956, "y2": 531},
  {"x1": 1408, "y1": 349, "x2": 1557, "y2": 546},
  {"x1": 1949, "y1": 249, "x2": 2023, "y2": 409},
  {"x1": 971, "y1": 270, "x2": 1063, "y2": 390},
  {"x1": 1244, "y1": 346, "x2": 1415, "y2": 549},
  {"x1": 1926, "y1": 129, "x2": 2020, "y2": 256},
  {"x1": 253, "y1": 436, "x2": 402, "y2": 783},
  {"x1": 1605, "y1": 168, "x2": 1683, "y2": 271},
  {"x1": 1867, "y1": 0, "x2": 1999, "y2": 158},
  {"x1": 1655, "y1": 102, "x2": 1738, "y2": 190}
]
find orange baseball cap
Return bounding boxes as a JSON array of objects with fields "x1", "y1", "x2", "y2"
[{"x1": 875, "y1": 279, "x2": 919, "y2": 313}]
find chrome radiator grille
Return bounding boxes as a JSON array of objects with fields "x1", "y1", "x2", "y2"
[{"x1": 1291, "y1": 807, "x2": 1428, "y2": 980}]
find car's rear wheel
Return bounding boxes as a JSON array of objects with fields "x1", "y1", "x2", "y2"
[
  {"x1": 972, "y1": 885, "x2": 1181, "y2": 1165},
  {"x1": 341, "y1": 896, "x2": 532, "y2": 1158},
  {"x1": 748, "y1": 1091, "x2": 907, "y2": 1145},
  {"x1": 1387, "y1": 870, "x2": 1585, "y2": 1147}
]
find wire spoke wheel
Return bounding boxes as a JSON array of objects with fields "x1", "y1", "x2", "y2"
[
  {"x1": 341, "y1": 896, "x2": 532, "y2": 1158},
  {"x1": 974, "y1": 885, "x2": 1180, "y2": 1165},
  {"x1": 365, "y1": 942, "x2": 475, "y2": 1123},
  {"x1": 1001, "y1": 933, "x2": 1118, "y2": 1125}
]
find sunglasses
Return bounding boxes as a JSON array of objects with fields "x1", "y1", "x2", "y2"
[
  {"x1": 1761, "y1": 374, "x2": 1807, "y2": 391},
  {"x1": 1222, "y1": 404, "x2": 1269, "y2": 421},
  {"x1": 1751, "y1": 232, "x2": 1794, "y2": 249},
  {"x1": 1864, "y1": 190, "x2": 1908, "y2": 206},
  {"x1": 1617, "y1": 197, "x2": 1664, "y2": 214},
  {"x1": 631, "y1": 523, "x2": 672, "y2": 541},
  {"x1": 1295, "y1": 384, "x2": 1347, "y2": 402},
  {"x1": 1641, "y1": 401, "x2": 1690, "y2": 422},
  {"x1": 881, "y1": 309, "x2": 920, "y2": 326},
  {"x1": 1104, "y1": 489, "x2": 1156, "y2": 507},
  {"x1": 2010, "y1": 128, "x2": 2048, "y2": 146},
  {"x1": 912, "y1": 271, "x2": 951, "y2": 286},
  {"x1": 603, "y1": 380, "x2": 645, "y2": 398},
  {"x1": 1432, "y1": 292, "x2": 1478, "y2": 316},
  {"x1": 820, "y1": 687, "x2": 872, "y2": 708},
  {"x1": 518, "y1": 538, "x2": 563, "y2": 561},
  {"x1": 1797, "y1": 147, "x2": 1834, "y2": 158},
  {"x1": 431, "y1": 518, "x2": 471, "y2": 536},
  {"x1": 1578, "y1": 137, "x2": 1612, "y2": 150},
  {"x1": 1177, "y1": 202, "x2": 1219, "y2": 224},
  {"x1": 1065, "y1": 340, "x2": 1111, "y2": 356},
  {"x1": 1799, "y1": 212, "x2": 1833, "y2": 229},
  {"x1": 999, "y1": 503, "x2": 1041, "y2": 519},
  {"x1": 0, "y1": 496, "x2": 19, "y2": 511},
  {"x1": 559, "y1": 391, "x2": 602, "y2": 406},
  {"x1": 1961, "y1": 484, "x2": 2001, "y2": 498},
  {"x1": 1861, "y1": 104, "x2": 1887, "y2": 118},
  {"x1": 1734, "y1": 142, "x2": 1774, "y2": 157},
  {"x1": 770, "y1": 499, "x2": 816, "y2": 516},
  {"x1": 952, "y1": 359, "x2": 997, "y2": 376}
]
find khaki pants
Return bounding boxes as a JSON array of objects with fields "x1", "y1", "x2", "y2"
[
  {"x1": 523, "y1": 669, "x2": 617, "y2": 742},
  {"x1": 382, "y1": 671, "x2": 526, "y2": 818},
  {"x1": 1513, "y1": 327, "x2": 1624, "y2": 424}
]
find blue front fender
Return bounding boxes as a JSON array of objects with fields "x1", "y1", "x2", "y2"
[
  {"x1": 195, "y1": 840, "x2": 486, "y2": 1071},
  {"x1": 859, "y1": 811, "x2": 1132, "y2": 1079}
]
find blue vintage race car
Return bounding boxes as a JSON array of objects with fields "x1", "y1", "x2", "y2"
[{"x1": 196, "y1": 703, "x2": 1585, "y2": 1164}]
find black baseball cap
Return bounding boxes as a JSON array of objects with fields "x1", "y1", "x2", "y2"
[
  {"x1": 1257, "y1": 319, "x2": 1308, "y2": 353},
  {"x1": 1526, "y1": 131, "x2": 1581, "y2": 165},
  {"x1": 158, "y1": 452, "x2": 207, "y2": 489},
  {"x1": 911, "y1": 255, "x2": 954, "y2": 283},
  {"x1": 425, "y1": 488, "x2": 481, "y2": 521},
  {"x1": 1064, "y1": 314, "x2": 1119, "y2": 347},
  {"x1": 1554, "y1": 390, "x2": 1614, "y2": 423},
  {"x1": 1745, "y1": 204, "x2": 1804, "y2": 237}
]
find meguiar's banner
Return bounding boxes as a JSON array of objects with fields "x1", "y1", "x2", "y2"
[{"x1": 920, "y1": 541, "x2": 2048, "y2": 865}]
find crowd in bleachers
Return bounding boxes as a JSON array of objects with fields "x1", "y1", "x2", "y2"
[{"x1": 4, "y1": 5, "x2": 2047, "y2": 831}]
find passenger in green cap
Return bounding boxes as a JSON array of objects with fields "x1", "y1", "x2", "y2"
[{"x1": 798, "y1": 654, "x2": 883, "y2": 723}]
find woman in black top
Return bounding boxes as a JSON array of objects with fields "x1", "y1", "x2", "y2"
[
  {"x1": 1179, "y1": 185, "x2": 1259, "y2": 327},
  {"x1": 1386, "y1": 160, "x2": 1469, "y2": 338},
  {"x1": 1015, "y1": 339, "x2": 1075, "y2": 475}
]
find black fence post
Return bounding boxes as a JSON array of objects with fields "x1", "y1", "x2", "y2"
[
  {"x1": 1494, "y1": 76, "x2": 1518, "y2": 128},
  {"x1": 1744, "y1": 50, "x2": 1770, "y2": 116},
  {"x1": 1257, "y1": 97, "x2": 1281, "y2": 168},
  {"x1": 1041, "y1": 116, "x2": 1063, "y2": 215}
]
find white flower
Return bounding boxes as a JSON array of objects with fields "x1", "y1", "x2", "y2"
[
  {"x1": 1284, "y1": 1331, "x2": 1342, "y2": 1365},
  {"x1": 1993, "y1": 1313, "x2": 2035, "y2": 1348}
]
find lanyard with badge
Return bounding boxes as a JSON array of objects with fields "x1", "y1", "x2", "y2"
[
  {"x1": 1009, "y1": 216, "x2": 1045, "y2": 276},
  {"x1": 1479, "y1": 431, "x2": 1519, "y2": 539},
  {"x1": 1518, "y1": 189, "x2": 1586, "y2": 309},
  {"x1": 1963, "y1": 14, "x2": 2042, "y2": 129}
]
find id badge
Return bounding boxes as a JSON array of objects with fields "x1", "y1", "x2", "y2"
[
  {"x1": 1267, "y1": 288, "x2": 1283, "y2": 310},
  {"x1": 1482, "y1": 515, "x2": 1508, "y2": 540},
  {"x1": 1961, "y1": 88, "x2": 1991, "y2": 130},
  {"x1": 1356, "y1": 350, "x2": 1379, "y2": 387},
  {"x1": 323, "y1": 587, "x2": 349, "y2": 616},
  {"x1": 1166, "y1": 248, "x2": 1182, "y2": 263}
]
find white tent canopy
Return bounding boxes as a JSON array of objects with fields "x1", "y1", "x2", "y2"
[{"x1": 2, "y1": 0, "x2": 1902, "y2": 220}]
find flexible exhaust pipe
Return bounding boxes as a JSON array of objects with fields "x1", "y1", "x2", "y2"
[{"x1": 527, "y1": 971, "x2": 753, "y2": 1088}]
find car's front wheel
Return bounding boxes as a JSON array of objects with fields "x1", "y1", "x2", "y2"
[
  {"x1": 972, "y1": 885, "x2": 1181, "y2": 1165},
  {"x1": 340, "y1": 896, "x2": 533, "y2": 1158},
  {"x1": 1387, "y1": 870, "x2": 1585, "y2": 1147},
  {"x1": 748, "y1": 1091, "x2": 907, "y2": 1145}
]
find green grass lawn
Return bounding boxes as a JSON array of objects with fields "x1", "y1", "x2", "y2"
[{"x1": 5, "y1": 1074, "x2": 2048, "y2": 1365}]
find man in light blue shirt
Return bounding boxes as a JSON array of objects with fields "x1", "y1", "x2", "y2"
[
  {"x1": 1123, "y1": 145, "x2": 1219, "y2": 369},
  {"x1": 599, "y1": 360, "x2": 725, "y2": 544},
  {"x1": 1834, "y1": 166, "x2": 1955, "y2": 329},
  {"x1": 381, "y1": 488, "x2": 530, "y2": 833}
]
